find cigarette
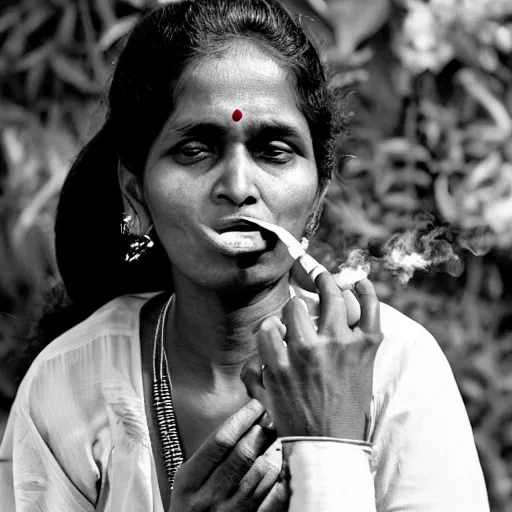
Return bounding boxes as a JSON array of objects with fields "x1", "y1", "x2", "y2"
[{"x1": 238, "y1": 217, "x2": 328, "y2": 282}]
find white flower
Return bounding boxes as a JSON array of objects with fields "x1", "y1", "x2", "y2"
[{"x1": 393, "y1": 1, "x2": 454, "y2": 73}]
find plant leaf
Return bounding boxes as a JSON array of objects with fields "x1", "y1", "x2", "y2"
[
  {"x1": 281, "y1": 0, "x2": 391, "y2": 59},
  {"x1": 380, "y1": 192, "x2": 419, "y2": 211},
  {"x1": 2, "y1": 6, "x2": 54, "y2": 60},
  {"x1": 56, "y1": 4, "x2": 77, "y2": 46},
  {"x1": 434, "y1": 175, "x2": 458, "y2": 223},
  {"x1": 50, "y1": 54, "x2": 103, "y2": 94},
  {"x1": 25, "y1": 62, "x2": 48, "y2": 102},
  {"x1": 98, "y1": 15, "x2": 139, "y2": 51},
  {"x1": 13, "y1": 41, "x2": 54, "y2": 72},
  {"x1": 0, "y1": 8, "x2": 21, "y2": 36}
]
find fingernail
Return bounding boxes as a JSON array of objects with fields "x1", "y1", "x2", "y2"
[
  {"x1": 299, "y1": 298, "x2": 309, "y2": 314},
  {"x1": 259, "y1": 412, "x2": 275, "y2": 430},
  {"x1": 276, "y1": 319, "x2": 287, "y2": 338}
]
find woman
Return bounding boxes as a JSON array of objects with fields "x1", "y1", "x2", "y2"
[{"x1": 0, "y1": 0, "x2": 489, "y2": 510}]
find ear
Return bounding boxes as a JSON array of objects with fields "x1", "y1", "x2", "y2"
[
  {"x1": 317, "y1": 181, "x2": 330, "y2": 204},
  {"x1": 303, "y1": 181, "x2": 330, "y2": 239},
  {"x1": 118, "y1": 161, "x2": 152, "y2": 235}
]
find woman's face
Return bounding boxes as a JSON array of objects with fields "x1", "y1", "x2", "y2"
[{"x1": 143, "y1": 43, "x2": 319, "y2": 292}]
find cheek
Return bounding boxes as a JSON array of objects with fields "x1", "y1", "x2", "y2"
[
  {"x1": 144, "y1": 162, "x2": 195, "y2": 230},
  {"x1": 275, "y1": 166, "x2": 318, "y2": 226}
]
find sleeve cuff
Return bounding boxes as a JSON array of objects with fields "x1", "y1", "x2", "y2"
[{"x1": 283, "y1": 440, "x2": 376, "y2": 512}]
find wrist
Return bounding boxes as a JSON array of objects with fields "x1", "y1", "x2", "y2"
[
  {"x1": 334, "y1": 410, "x2": 371, "y2": 441},
  {"x1": 333, "y1": 425, "x2": 366, "y2": 440}
]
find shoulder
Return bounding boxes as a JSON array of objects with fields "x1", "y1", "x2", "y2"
[
  {"x1": 369, "y1": 302, "x2": 465, "y2": 459},
  {"x1": 16, "y1": 292, "x2": 161, "y2": 405},
  {"x1": 375, "y1": 302, "x2": 452, "y2": 395},
  {"x1": 7, "y1": 292, "x2": 161, "y2": 505}
]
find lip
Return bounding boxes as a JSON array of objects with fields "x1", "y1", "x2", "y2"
[
  {"x1": 213, "y1": 216, "x2": 278, "y2": 245},
  {"x1": 207, "y1": 230, "x2": 268, "y2": 256},
  {"x1": 214, "y1": 217, "x2": 267, "y2": 234},
  {"x1": 238, "y1": 216, "x2": 304, "y2": 258},
  {"x1": 203, "y1": 216, "x2": 277, "y2": 256}
]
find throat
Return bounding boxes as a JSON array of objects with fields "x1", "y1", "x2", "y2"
[
  {"x1": 165, "y1": 274, "x2": 292, "y2": 374},
  {"x1": 167, "y1": 331, "x2": 251, "y2": 398},
  {"x1": 171, "y1": 379, "x2": 252, "y2": 460},
  {"x1": 166, "y1": 296, "x2": 263, "y2": 379}
]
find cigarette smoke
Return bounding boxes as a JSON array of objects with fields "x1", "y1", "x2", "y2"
[
  {"x1": 334, "y1": 248, "x2": 371, "y2": 289},
  {"x1": 380, "y1": 213, "x2": 464, "y2": 284},
  {"x1": 335, "y1": 213, "x2": 473, "y2": 287}
]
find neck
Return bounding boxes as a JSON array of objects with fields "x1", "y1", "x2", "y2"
[{"x1": 165, "y1": 271, "x2": 292, "y2": 389}]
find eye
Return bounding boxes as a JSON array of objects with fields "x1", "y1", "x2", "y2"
[
  {"x1": 258, "y1": 143, "x2": 294, "y2": 164},
  {"x1": 171, "y1": 141, "x2": 213, "y2": 164}
]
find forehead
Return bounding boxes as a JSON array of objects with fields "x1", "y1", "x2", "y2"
[{"x1": 165, "y1": 43, "x2": 310, "y2": 138}]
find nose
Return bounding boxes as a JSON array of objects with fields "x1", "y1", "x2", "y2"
[{"x1": 212, "y1": 147, "x2": 259, "y2": 207}]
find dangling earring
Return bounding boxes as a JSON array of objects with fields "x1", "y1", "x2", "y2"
[
  {"x1": 126, "y1": 232, "x2": 155, "y2": 262},
  {"x1": 120, "y1": 213, "x2": 133, "y2": 236},
  {"x1": 121, "y1": 213, "x2": 155, "y2": 262},
  {"x1": 300, "y1": 237, "x2": 309, "y2": 251}
]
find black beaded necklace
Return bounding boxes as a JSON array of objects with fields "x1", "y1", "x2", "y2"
[
  {"x1": 151, "y1": 286, "x2": 298, "y2": 491},
  {"x1": 152, "y1": 295, "x2": 183, "y2": 491}
]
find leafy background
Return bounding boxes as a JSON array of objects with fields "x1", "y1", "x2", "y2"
[{"x1": 1, "y1": 0, "x2": 512, "y2": 510}]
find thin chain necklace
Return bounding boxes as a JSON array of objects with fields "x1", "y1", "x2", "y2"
[{"x1": 152, "y1": 295, "x2": 184, "y2": 491}]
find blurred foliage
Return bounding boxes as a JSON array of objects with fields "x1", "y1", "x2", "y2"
[{"x1": 1, "y1": 0, "x2": 512, "y2": 510}]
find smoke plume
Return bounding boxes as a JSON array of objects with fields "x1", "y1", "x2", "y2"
[{"x1": 334, "y1": 213, "x2": 479, "y2": 287}]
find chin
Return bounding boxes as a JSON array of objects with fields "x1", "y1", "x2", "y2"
[{"x1": 204, "y1": 262, "x2": 285, "y2": 294}]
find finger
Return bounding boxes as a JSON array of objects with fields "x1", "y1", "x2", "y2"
[
  {"x1": 184, "y1": 399, "x2": 264, "y2": 488},
  {"x1": 207, "y1": 424, "x2": 275, "y2": 499},
  {"x1": 257, "y1": 317, "x2": 289, "y2": 369},
  {"x1": 258, "y1": 412, "x2": 275, "y2": 431},
  {"x1": 276, "y1": 319, "x2": 287, "y2": 339},
  {"x1": 282, "y1": 297, "x2": 317, "y2": 350},
  {"x1": 314, "y1": 271, "x2": 350, "y2": 336},
  {"x1": 258, "y1": 480, "x2": 290, "y2": 512},
  {"x1": 241, "y1": 356, "x2": 267, "y2": 404},
  {"x1": 289, "y1": 258, "x2": 317, "y2": 293},
  {"x1": 355, "y1": 278, "x2": 381, "y2": 334},
  {"x1": 223, "y1": 452, "x2": 281, "y2": 511},
  {"x1": 292, "y1": 274, "x2": 360, "y2": 327},
  {"x1": 342, "y1": 289, "x2": 361, "y2": 328},
  {"x1": 254, "y1": 314, "x2": 287, "y2": 338}
]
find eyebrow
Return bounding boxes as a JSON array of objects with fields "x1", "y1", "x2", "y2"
[{"x1": 165, "y1": 119, "x2": 308, "y2": 144}]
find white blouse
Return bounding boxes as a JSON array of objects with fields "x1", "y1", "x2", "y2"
[{"x1": 0, "y1": 288, "x2": 490, "y2": 511}]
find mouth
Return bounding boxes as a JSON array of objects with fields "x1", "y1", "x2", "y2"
[
  {"x1": 237, "y1": 216, "x2": 304, "y2": 258},
  {"x1": 218, "y1": 225, "x2": 260, "y2": 235},
  {"x1": 217, "y1": 219, "x2": 267, "y2": 234},
  {"x1": 238, "y1": 216, "x2": 328, "y2": 281},
  {"x1": 207, "y1": 218, "x2": 277, "y2": 256}
]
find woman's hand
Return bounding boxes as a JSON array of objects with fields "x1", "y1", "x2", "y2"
[
  {"x1": 241, "y1": 275, "x2": 383, "y2": 440},
  {"x1": 289, "y1": 259, "x2": 361, "y2": 327},
  {"x1": 170, "y1": 399, "x2": 288, "y2": 512}
]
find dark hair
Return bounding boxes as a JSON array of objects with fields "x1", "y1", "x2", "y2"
[{"x1": 18, "y1": 0, "x2": 349, "y2": 380}]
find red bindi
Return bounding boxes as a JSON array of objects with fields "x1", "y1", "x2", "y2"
[{"x1": 232, "y1": 109, "x2": 243, "y2": 122}]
